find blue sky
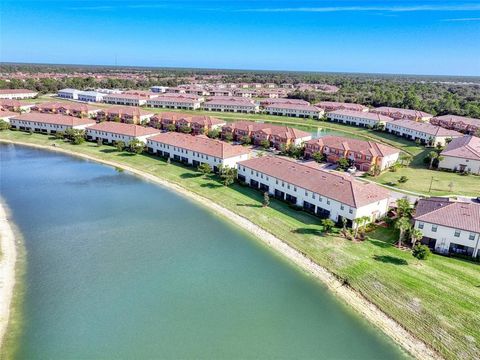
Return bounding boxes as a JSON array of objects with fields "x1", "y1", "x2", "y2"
[{"x1": 1, "y1": 0, "x2": 480, "y2": 75}]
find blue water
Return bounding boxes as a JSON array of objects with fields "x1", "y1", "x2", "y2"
[{"x1": 0, "y1": 143, "x2": 408, "y2": 359}]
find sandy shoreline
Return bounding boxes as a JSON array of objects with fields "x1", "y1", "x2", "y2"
[
  {"x1": 0, "y1": 200, "x2": 17, "y2": 351},
  {"x1": 0, "y1": 139, "x2": 441, "y2": 360}
]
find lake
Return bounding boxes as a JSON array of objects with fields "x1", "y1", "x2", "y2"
[{"x1": 0, "y1": 143, "x2": 408, "y2": 359}]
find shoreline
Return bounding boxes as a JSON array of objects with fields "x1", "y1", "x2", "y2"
[
  {"x1": 0, "y1": 200, "x2": 17, "y2": 351},
  {"x1": 0, "y1": 139, "x2": 441, "y2": 360}
]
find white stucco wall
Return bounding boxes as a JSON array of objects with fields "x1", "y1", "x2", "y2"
[{"x1": 438, "y1": 156, "x2": 480, "y2": 174}]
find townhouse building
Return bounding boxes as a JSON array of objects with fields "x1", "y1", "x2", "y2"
[
  {"x1": 122, "y1": 90, "x2": 159, "y2": 98},
  {"x1": 146, "y1": 94, "x2": 203, "y2": 110},
  {"x1": 203, "y1": 97, "x2": 259, "y2": 113},
  {"x1": 58, "y1": 88, "x2": 81, "y2": 100},
  {"x1": 103, "y1": 94, "x2": 147, "y2": 106},
  {"x1": 96, "y1": 106, "x2": 154, "y2": 124},
  {"x1": 327, "y1": 109, "x2": 394, "y2": 128},
  {"x1": 146, "y1": 132, "x2": 251, "y2": 171},
  {"x1": 385, "y1": 119, "x2": 462, "y2": 146},
  {"x1": 57, "y1": 103, "x2": 102, "y2": 118},
  {"x1": 150, "y1": 86, "x2": 169, "y2": 93},
  {"x1": 77, "y1": 91, "x2": 105, "y2": 103},
  {"x1": 430, "y1": 115, "x2": 480, "y2": 135},
  {"x1": 315, "y1": 101, "x2": 369, "y2": 112},
  {"x1": 259, "y1": 98, "x2": 310, "y2": 107},
  {"x1": 0, "y1": 99, "x2": 33, "y2": 112},
  {"x1": 371, "y1": 107, "x2": 433, "y2": 121},
  {"x1": 439, "y1": 135, "x2": 480, "y2": 174},
  {"x1": 209, "y1": 89, "x2": 233, "y2": 97},
  {"x1": 414, "y1": 198, "x2": 480, "y2": 258},
  {"x1": 10, "y1": 113, "x2": 95, "y2": 134},
  {"x1": 234, "y1": 89, "x2": 254, "y2": 98},
  {"x1": 304, "y1": 136, "x2": 400, "y2": 171},
  {"x1": 221, "y1": 121, "x2": 311, "y2": 149},
  {"x1": 264, "y1": 103, "x2": 324, "y2": 119},
  {"x1": 237, "y1": 156, "x2": 391, "y2": 227},
  {"x1": 0, "y1": 89, "x2": 38, "y2": 99},
  {"x1": 0, "y1": 111, "x2": 20, "y2": 122},
  {"x1": 86, "y1": 122, "x2": 160, "y2": 145}
]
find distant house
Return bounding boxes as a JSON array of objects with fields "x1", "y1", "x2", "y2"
[
  {"x1": 57, "y1": 103, "x2": 102, "y2": 118},
  {"x1": 146, "y1": 132, "x2": 251, "y2": 171},
  {"x1": 203, "y1": 97, "x2": 259, "y2": 113},
  {"x1": 150, "y1": 86, "x2": 169, "y2": 93},
  {"x1": 315, "y1": 101, "x2": 368, "y2": 112},
  {"x1": 58, "y1": 88, "x2": 81, "y2": 100},
  {"x1": 238, "y1": 155, "x2": 391, "y2": 227},
  {"x1": 234, "y1": 89, "x2": 254, "y2": 98},
  {"x1": 371, "y1": 107, "x2": 433, "y2": 122},
  {"x1": 413, "y1": 198, "x2": 480, "y2": 258},
  {"x1": 146, "y1": 94, "x2": 203, "y2": 110},
  {"x1": 150, "y1": 112, "x2": 225, "y2": 134},
  {"x1": 209, "y1": 88, "x2": 233, "y2": 97},
  {"x1": 221, "y1": 121, "x2": 312, "y2": 149},
  {"x1": 86, "y1": 122, "x2": 160, "y2": 145},
  {"x1": 0, "y1": 99, "x2": 33, "y2": 112},
  {"x1": 122, "y1": 90, "x2": 159, "y2": 98},
  {"x1": 304, "y1": 136, "x2": 400, "y2": 171},
  {"x1": 103, "y1": 94, "x2": 147, "y2": 106},
  {"x1": 385, "y1": 119, "x2": 462, "y2": 146},
  {"x1": 96, "y1": 106, "x2": 154, "y2": 124},
  {"x1": 10, "y1": 113, "x2": 95, "y2": 134},
  {"x1": 0, "y1": 89, "x2": 38, "y2": 100},
  {"x1": 438, "y1": 136, "x2": 480, "y2": 174},
  {"x1": 327, "y1": 110, "x2": 394, "y2": 128},
  {"x1": 259, "y1": 98, "x2": 310, "y2": 107},
  {"x1": 430, "y1": 115, "x2": 480, "y2": 135},
  {"x1": 264, "y1": 103, "x2": 324, "y2": 119}
]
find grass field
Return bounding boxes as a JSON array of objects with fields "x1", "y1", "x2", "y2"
[
  {"x1": 26, "y1": 96, "x2": 479, "y2": 197},
  {"x1": 1, "y1": 130, "x2": 479, "y2": 360}
]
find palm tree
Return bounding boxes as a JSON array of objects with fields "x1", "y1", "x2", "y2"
[
  {"x1": 395, "y1": 217, "x2": 411, "y2": 248},
  {"x1": 410, "y1": 228, "x2": 423, "y2": 247},
  {"x1": 354, "y1": 216, "x2": 370, "y2": 239},
  {"x1": 428, "y1": 151, "x2": 444, "y2": 169},
  {"x1": 396, "y1": 198, "x2": 412, "y2": 219}
]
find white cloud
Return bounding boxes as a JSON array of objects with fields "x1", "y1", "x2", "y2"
[{"x1": 442, "y1": 17, "x2": 480, "y2": 21}]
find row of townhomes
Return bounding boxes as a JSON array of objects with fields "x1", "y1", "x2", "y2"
[
  {"x1": 52, "y1": 88, "x2": 480, "y2": 136},
  {"x1": 5, "y1": 106, "x2": 479, "y2": 258},
  {"x1": 304, "y1": 136, "x2": 400, "y2": 171},
  {"x1": 414, "y1": 198, "x2": 480, "y2": 258},
  {"x1": 0, "y1": 88, "x2": 38, "y2": 99}
]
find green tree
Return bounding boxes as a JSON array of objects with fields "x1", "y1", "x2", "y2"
[
  {"x1": 399, "y1": 153, "x2": 412, "y2": 167},
  {"x1": 223, "y1": 133, "x2": 233, "y2": 142},
  {"x1": 262, "y1": 192, "x2": 270, "y2": 207},
  {"x1": 64, "y1": 128, "x2": 85, "y2": 145},
  {"x1": 128, "y1": 138, "x2": 145, "y2": 154},
  {"x1": 179, "y1": 125, "x2": 192, "y2": 134},
  {"x1": 198, "y1": 163, "x2": 212, "y2": 177},
  {"x1": 259, "y1": 139, "x2": 270, "y2": 149},
  {"x1": 220, "y1": 166, "x2": 237, "y2": 186},
  {"x1": 321, "y1": 219, "x2": 335, "y2": 233},
  {"x1": 166, "y1": 124, "x2": 176, "y2": 132},
  {"x1": 337, "y1": 157, "x2": 350, "y2": 170},
  {"x1": 412, "y1": 244, "x2": 431, "y2": 260},
  {"x1": 0, "y1": 120, "x2": 11, "y2": 130},
  {"x1": 311, "y1": 151, "x2": 325, "y2": 163},
  {"x1": 410, "y1": 228, "x2": 423, "y2": 247},
  {"x1": 427, "y1": 151, "x2": 443, "y2": 169},
  {"x1": 207, "y1": 129, "x2": 220, "y2": 139},
  {"x1": 240, "y1": 135, "x2": 251, "y2": 145},
  {"x1": 396, "y1": 198, "x2": 413, "y2": 218},
  {"x1": 395, "y1": 216, "x2": 411, "y2": 248},
  {"x1": 54, "y1": 130, "x2": 65, "y2": 139},
  {"x1": 115, "y1": 140, "x2": 126, "y2": 152}
]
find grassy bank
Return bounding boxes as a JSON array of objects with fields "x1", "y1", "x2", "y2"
[{"x1": 1, "y1": 130, "x2": 479, "y2": 360}]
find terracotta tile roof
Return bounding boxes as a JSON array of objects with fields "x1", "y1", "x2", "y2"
[
  {"x1": 433, "y1": 115, "x2": 480, "y2": 127},
  {"x1": 153, "y1": 112, "x2": 225, "y2": 127},
  {"x1": 0, "y1": 89, "x2": 38, "y2": 95},
  {"x1": 387, "y1": 119, "x2": 463, "y2": 137},
  {"x1": 414, "y1": 197, "x2": 454, "y2": 218},
  {"x1": 87, "y1": 122, "x2": 160, "y2": 137},
  {"x1": 148, "y1": 132, "x2": 250, "y2": 159},
  {"x1": 306, "y1": 136, "x2": 400, "y2": 157},
  {"x1": 224, "y1": 121, "x2": 311, "y2": 140},
  {"x1": 238, "y1": 156, "x2": 390, "y2": 208},
  {"x1": 99, "y1": 106, "x2": 153, "y2": 117},
  {"x1": 0, "y1": 110, "x2": 19, "y2": 118},
  {"x1": 414, "y1": 200, "x2": 480, "y2": 233},
  {"x1": 372, "y1": 107, "x2": 433, "y2": 119},
  {"x1": 328, "y1": 109, "x2": 394, "y2": 122},
  {"x1": 147, "y1": 95, "x2": 199, "y2": 104},
  {"x1": 0, "y1": 99, "x2": 32, "y2": 108},
  {"x1": 264, "y1": 103, "x2": 321, "y2": 112},
  {"x1": 205, "y1": 97, "x2": 256, "y2": 106},
  {"x1": 157, "y1": 93, "x2": 201, "y2": 100},
  {"x1": 11, "y1": 112, "x2": 95, "y2": 126},
  {"x1": 315, "y1": 101, "x2": 368, "y2": 112},
  {"x1": 104, "y1": 94, "x2": 146, "y2": 100},
  {"x1": 440, "y1": 136, "x2": 480, "y2": 161}
]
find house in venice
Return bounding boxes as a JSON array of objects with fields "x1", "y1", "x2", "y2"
[
  {"x1": 96, "y1": 106, "x2": 154, "y2": 124},
  {"x1": 9, "y1": 113, "x2": 95, "y2": 134},
  {"x1": 86, "y1": 122, "x2": 160, "y2": 145},
  {"x1": 438, "y1": 135, "x2": 480, "y2": 174}
]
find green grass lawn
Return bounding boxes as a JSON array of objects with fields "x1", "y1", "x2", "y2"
[{"x1": 2, "y1": 130, "x2": 480, "y2": 360}]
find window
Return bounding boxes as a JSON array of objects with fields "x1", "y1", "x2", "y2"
[
  {"x1": 418, "y1": 222, "x2": 424, "y2": 229},
  {"x1": 454, "y1": 230, "x2": 461, "y2": 237},
  {"x1": 432, "y1": 225, "x2": 437, "y2": 232},
  {"x1": 469, "y1": 233, "x2": 476, "y2": 240},
  {"x1": 326, "y1": 200, "x2": 330, "y2": 205},
  {"x1": 349, "y1": 208, "x2": 353, "y2": 214},
  {"x1": 340, "y1": 205, "x2": 344, "y2": 210}
]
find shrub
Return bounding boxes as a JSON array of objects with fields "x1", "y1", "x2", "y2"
[
  {"x1": 0, "y1": 120, "x2": 11, "y2": 131},
  {"x1": 398, "y1": 176, "x2": 409, "y2": 183},
  {"x1": 412, "y1": 244, "x2": 431, "y2": 260}
]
